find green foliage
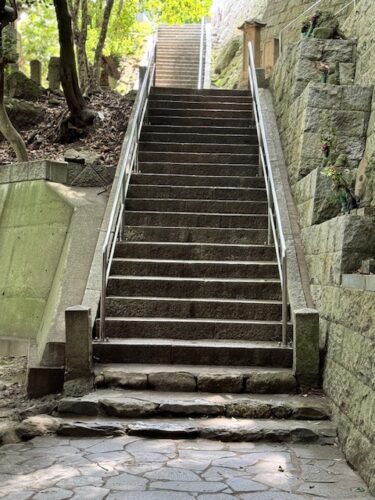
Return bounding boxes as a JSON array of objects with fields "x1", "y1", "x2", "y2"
[
  {"x1": 18, "y1": 2, "x2": 59, "y2": 77},
  {"x1": 142, "y1": 0, "x2": 211, "y2": 24}
]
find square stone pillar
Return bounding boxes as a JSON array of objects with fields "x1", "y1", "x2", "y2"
[
  {"x1": 264, "y1": 38, "x2": 280, "y2": 79},
  {"x1": 238, "y1": 19, "x2": 266, "y2": 89},
  {"x1": 65, "y1": 306, "x2": 93, "y2": 381},
  {"x1": 293, "y1": 308, "x2": 320, "y2": 387}
]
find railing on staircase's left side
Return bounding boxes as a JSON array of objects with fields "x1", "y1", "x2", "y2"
[
  {"x1": 98, "y1": 36, "x2": 157, "y2": 342},
  {"x1": 247, "y1": 41, "x2": 288, "y2": 347}
]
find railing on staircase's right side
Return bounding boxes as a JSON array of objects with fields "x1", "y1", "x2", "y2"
[{"x1": 247, "y1": 42, "x2": 288, "y2": 347}]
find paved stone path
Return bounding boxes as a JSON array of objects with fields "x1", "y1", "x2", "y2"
[{"x1": 0, "y1": 436, "x2": 372, "y2": 499}]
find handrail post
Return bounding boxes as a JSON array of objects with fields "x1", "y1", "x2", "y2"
[
  {"x1": 282, "y1": 255, "x2": 288, "y2": 346},
  {"x1": 99, "y1": 248, "x2": 107, "y2": 342}
]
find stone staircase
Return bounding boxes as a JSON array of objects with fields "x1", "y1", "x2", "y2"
[
  {"x1": 57, "y1": 87, "x2": 334, "y2": 443},
  {"x1": 155, "y1": 25, "x2": 203, "y2": 88}
]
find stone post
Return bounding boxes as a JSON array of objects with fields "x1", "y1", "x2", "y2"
[
  {"x1": 293, "y1": 308, "x2": 320, "y2": 387},
  {"x1": 65, "y1": 306, "x2": 93, "y2": 381},
  {"x1": 238, "y1": 19, "x2": 266, "y2": 89},
  {"x1": 264, "y1": 38, "x2": 279, "y2": 79},
  {"x1": 30, "y1": 60, "x2": 42, "y2": 86},
  {"x1": 48, "y1": 56, "x2": 61, "y2": 91}
]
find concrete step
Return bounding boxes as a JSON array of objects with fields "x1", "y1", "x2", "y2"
[
  {"x1": 123, "y1": 226, "x2": 268, "y2": 245},
  {"x1": 127, "y1": 184, "x2": 266, "y2": 201},
  {"x1": 110, "y1": 258, "x2": 279, "y2": 279},
  {"x1": 150, "y1": 92, "x2": 251, "y2": 102},
  {"x1": 131, "y1": 174, "x2": 265, "y2": 188},
  {"x1": 124, "y1": 211, "x2": 268, "y2": 229},
  {"x1": 93, "y1": 364, "x2": 297, "y2": 394},
  {"x1": 98, "y1": 317, "x2": 291, "y2": 342},
  {"x1": 114, "y1": 242, "x2": 276, "y2": 261},
  {"x1": 138, "y1": 162, "x2": 259, "y2": 177},
  {"x1": 155, "y1": 83, "x2": 198, "y2": 89},
  {"x1": 55, "y1": 416, "x2": 336, "y2": 443},
  {"x1": 140, "y1": 132, "x2": 257, "y2": 144},
  {"x1": 150, "y1": 100, "x2": 251, "y2": 111},
  {"x1": 152, "y1": 87, "x2": 250, "y2": 96},
  {"x1": 139, "y1": 142, "x2": 258, "y2": 154},
  {"x1": 58, "y1": 390, "x2": 330, "y2": 420},
  {"x1": 149, "y1": 116, "x2": 252, "y2": 127},
  {"x1": 107, "y1": 276, "x2": 281, "y2": 301},
  {"x1": 149, "y1": 107, "x2": 252, "y2": 119},
  {"x1": 138, "y1": 152, "x2": 258, "y2": 165},
  {"x1": 156, "y1": 68, "x2": 200, "y2": 76},
  {"x1": 142, "y1": 125, "x2": 256, "y2": 136},
  {"x1": 126, "y1": 199, "x2": 268, "y2": 215},
  {"x1": 105, "y1": 294, "x2": 282, "y2": 320},
  {"x1": 93, "y1": 339, "x2": 292, "y2": 367},
  {"x1": 155, "y1": 60, "x2": 200, "y2": 67}
]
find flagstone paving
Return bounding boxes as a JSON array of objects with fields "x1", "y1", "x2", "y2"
[{"x1": 0, "y1": 436, "x2": 372, "y2": 499}]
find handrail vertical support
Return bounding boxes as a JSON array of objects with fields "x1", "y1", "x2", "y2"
[
  {"x1": 198, "y1": 17, "x2": 205, "y2": 89},
  {"x1": 282, "y1": 256, "x2": 288, "y2": 347}
]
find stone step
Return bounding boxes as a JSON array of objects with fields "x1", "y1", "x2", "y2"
[
  {"x1": 142, "y1": 124, "x2": 257, "y2": 136},
  {"x1": 139, "y1": 142, "x2": 258, "y2": 154},
  {"x1": 150, "y1": 94, "x2": 252, "y2": 104},
  {"x1": 149, "y1": 107, "x2": 252, "y2": 119},
  {"x1": 127, "y1": 184, "x2": 266, "y2": 201},
  {"x1": 110, "y1": 258, "x2": 279, "y2": 279},
  {"x1": 138, "y1": 152, "x2": 258, "y2": 165},
  {"x1": 138, "y1": 162, "x2": 259, "y2": 177},
  {"x1": 98, "y1": 317, "x2": 291, "y2": 342},
  {"x1": 155, "y1": 61, "x2": 200, "y2": 68},
  {"x1": 149, "y1": 116, "x2": 252, "y2": 127},
  {"x1": 152, "y1": 87, "x2": 250, "y2": 96},
  {"x1": 156, "y1": 69, "x2": 200, "y2": 77},
  {"x1": 93, "y1": 339, "x2": 292, "y2": 367},
  {"x1": 105, "y1": 294, "x2": 283, "y2": 320},
  {"x1": 123, "y1": 211, "x2": 268, "y2": 229},
  {"x1": 107, "y1": 276, "x2": 281, "y2": 300},
  {"x1": 140, "y1": 132, "x2": 257, "y2": 144},
  {"x1": 55, "y1": 416, "x2": 336, "y2": 443},
  {"x1": 123, "y1": 226, "x2": 268, "y2": 245},
  {"x1": 58, "y1": 390, "x2": 330, "y2": 421},
  {"x1": 155, "y1": 82, "x2": 198, "y2": 89},
  {"x1": 94, "y1": 364, "x2": 297, "y2": 393},
  {"x1": 114, "y1": 241, "x2": 276, "y2": 261},
  {"x1": 126, "y1": 199, "x2": 268, "y2": 215},
  {"x1": 150, "y1": 100, "x2": 251, "y2": 111},
  {"x1": 131, "y1": 173, "x2": 265, "y2": 188}
]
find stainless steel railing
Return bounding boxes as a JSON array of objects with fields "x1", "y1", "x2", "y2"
[
  {"x1": 98, "y1": 36, "x2": 157, "y2": 342},
  {"x1": 198, "y1": 17, "x2": 206, "y2": 89},
  {"x1": 248, "y1": 41, "x2": 288, "y2": 346},
  {"x1": 279, "y1": 0, "x2": 357, "y2": 52}
]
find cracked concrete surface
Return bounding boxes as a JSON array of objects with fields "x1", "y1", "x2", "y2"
[{"x1": 0, "y1": 436, "x2": 372, "y2": 499}]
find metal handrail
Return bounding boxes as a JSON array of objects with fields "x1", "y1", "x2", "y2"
[
  {"x1": 98, "y1": 36, "x2": 157, "y2": 342},
  {"x1": 279, "y1": 0, "x2": 357, "y2": 52},
  {"x1": 248, "y1": 41, "x2": 288, "y2": 346},
  {"x1": 198, "y1": 17, "x2": 205, "y2": 89}
]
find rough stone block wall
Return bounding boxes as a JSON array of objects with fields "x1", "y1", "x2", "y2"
[
  {"x1": 344, "y1": 0, "x2": 375, "y2": 206},
  {"x1": 301, "y1": 216, "x2": 375, "y2": 494}
]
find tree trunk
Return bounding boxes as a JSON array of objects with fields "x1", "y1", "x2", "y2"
[
  {"x1": 53, "y1": 0, "x2": 96, "y2": 139},
  {"x1": 0, "y1": 33, "x2": 28, "y2": 162},
  {"x1": 91, "y1": 0, "x2": 115, "y2": 90},
  {"x1": 68, "y1": 0, "x2": 90, "y2": 92}
]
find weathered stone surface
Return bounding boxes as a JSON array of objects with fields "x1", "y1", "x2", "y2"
[
  {"x1": 245, "y1": 372, "x2": 296, "y2": 393},
  {"x1": 0, "y1": 420, "x2": 17, "y2": 445},
  {"x1": 225, "y1": 402, "x2": 272, "y2": 419},
  {"x1": 64, "y1": 149, "x2": 100, "y2": 166},
  {"x1": 127, "y1": 422, "x2": 199, "y2": 439},
  {"x1": 100, "y1": 398, "x2": 158, "y2": 418},
  {"x1": 57, "y1": 421, "x2": 125, "y2": 437},
  {"x1": 197, "y1": 374, "x2": 243, "y2": 393},
  {"x1": 58, "y1": 399, "x2": 99, "y2": 417},
  {"x1": 215, "y1": 37, "x2": 241, "y2": 74},
  {"x1": 98, "y1": 371, "x2": 148, "y2": 390},
  {"x1": 159, "y1": 401, "x2": 224, "y2": 417},
  {"x1": 6, "y1": 71, "x2": 44, "y2": 100},
  {"x1": 148, "y1": 372, "x2": 196, "y2": 392},
  {"x1": 15, "y1": 415, "x2": 61, "y2": 440},
  {"x1": 5, "y1": 98, "x2": 46, "y2": 129}
]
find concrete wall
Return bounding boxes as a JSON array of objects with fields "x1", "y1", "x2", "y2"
[
  {"x1": 0, "y1": 163, "x2": 107, "y2": 371},
  {"x1": 0, "y1": 181, "x2": 73, "y2": 343}
]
